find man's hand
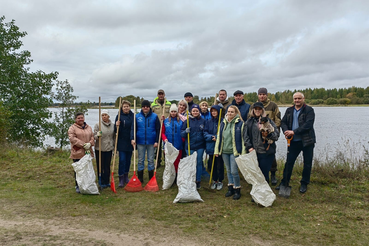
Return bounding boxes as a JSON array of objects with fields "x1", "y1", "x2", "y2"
[
  {"x1": 284, "y1": 130, "x2": 294, "y2": 138},
  {"x1": 154, "y1": 142, "x2": 158, "y2": 148},
  {"x1": 116, "y1": 120, "x2": 120, "y2": 126}
]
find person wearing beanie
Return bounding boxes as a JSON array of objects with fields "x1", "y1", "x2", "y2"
[
  {"x1": 244, "y1": 102, "x2": 279, "y2": 193},
  {"x1": 248, "y1": 87, "x2": 281, "y2": 186},
  {"x1": 94, "y1": 109, "x2": 115, "y2": 188},
  {"x1": 115, "y1": 100, "x2": 134, "y2": 187},
  {"x1": 131, "y1": 100, "x2": 160, "y2": 183},
  {"x1": 204, "y1": 105, "x2": 224, "y2": 190},
  {"x1": 151, "y1": 90, "x2": 171, "y2": 169},
  {"x1": 215, "y1": 89, "x2": 231, "y2": 117},
  {"x1": 161, "y1": 104, "x2": 184, "y2": 173},
  {"x1": 181, "y1": 103, "x2": 209, "y2": 189},
  {"x1": 214, "y1": 106, "x2": 245, "y2": 200},
  {"x1": 229, "y1": 90, "x2": 250, "y2": 122},
  {"x1": 184, "y1": 92, "x2": 194, "y2": 110},
  {"x1": 199, "y1": 101, "x2": 211, "y2": 120}
]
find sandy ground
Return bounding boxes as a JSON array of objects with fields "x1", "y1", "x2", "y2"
[{"x1": 0, "y1": 216, "x2": 199, "y2": 246}]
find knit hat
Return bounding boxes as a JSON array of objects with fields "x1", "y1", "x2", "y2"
[
  {"x1": 233, "y1": 90, "x2": 244, "y2": 96},
  {"x1": 170, "y1": 104, "x2": 178, "y2": 112},
  {"x1": 258, "y1": 87, "x2": 268, "y2": 95},
  {"x1": 101, "y1": 109, "x2": 110, "y2": 116},
  {"x1": 191, "y1": 104, "x2": 200, "y2": 112},
  {"x1": 253, "y1": 102, "x2": 264, "y2": 109},
  {"x1": 141, "y1": 100, "x2": 151, "y2": 108},
  {"x1": 184, "y1": 92, "x2": 193, "y2": 97}
]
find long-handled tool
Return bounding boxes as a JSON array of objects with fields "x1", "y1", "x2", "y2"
[
  {"x1": 110, "y1": 97, "x2": 122, "y2": 193},
  {"x1": 125, "y1": 100, "x2": 143, "y2": 192},
  {"x1": 209, "y1": 107, "x2": 222, "y2": 188},
  {"x1": 98, "y1": 97, "x2": 102, "y2": 188},
  {"x1": 144, "y1": 99, "x2": 166, "y2": 192},
  {"x1": 279, "y1": 135, "x2": 294, "y2": 198}
]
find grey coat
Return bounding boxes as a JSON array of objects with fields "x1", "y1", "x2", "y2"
[{"x1": 94, "y1": 120, "x2": 115, "y2": 152}]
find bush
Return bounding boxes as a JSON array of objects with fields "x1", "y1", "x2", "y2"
[
  {"x1": 0, "y1": 102, "x2": 12, "y2": 143},
  {"x1": 325, "y1": 98, "x2": 338, "y2": 105},
  {"x1": 338, "y1": 98, "x2": 351, "y2": 105},
  {"x1": 310, "y1": 99, "x2": 324, "y2": 105}
]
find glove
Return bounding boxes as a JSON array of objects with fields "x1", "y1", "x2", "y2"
[
  {"x1": 97, "y1": 131, "x2": 102, "y2": 137},
  {"x1": 83, "y1": 143, "x2": 91, "y2": 150},
  {"x1": 185, "y1": 127, "x2": 191, "y2": 133}
]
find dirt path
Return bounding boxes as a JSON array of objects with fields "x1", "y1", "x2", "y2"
[{"x1": 0, "y1": 216, "x2": 199, "y2": 246}]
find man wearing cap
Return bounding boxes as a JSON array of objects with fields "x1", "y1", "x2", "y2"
[
  {"x1": 278, "y1": 92, "x2": 315, "y2": 195},
  {"x1": 151, "y1": 89, "x2": 171, "y2": 168},
  {"x1": 249, "y1": 87, "x2": 281, "y2": 185},
  {"x1": 229, "y1": 90, "x2": 250, "y2": 122},
  {"x1": 215, "y1": 89, "x2": 231, "y2": 117},
  {"x1": 184, "y1": 92, "x2": 194, "y2": 110},
  {"x1": 131, "y1": 100, "x2": 160, "y2": 183}
]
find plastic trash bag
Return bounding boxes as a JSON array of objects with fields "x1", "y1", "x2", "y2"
[
  {"x1": 162, "y1": 142, "x2": 179, "y2": 190},
  {"x1": 72, "y1": 154, "x2": 100, "y2": 195},
  {"x1": 235, "y1": 151, "x2": 275, "y2": 207},
  {"x1": 173, "y1": 152, "x2": 204, "y2": 203}
]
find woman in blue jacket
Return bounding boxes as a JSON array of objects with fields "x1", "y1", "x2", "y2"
[
  {"x1": 115, "y1": 100, "x2": 134, "y2": 187},
  {"x1": 204, "y1": 105, "x2": 224, "y2": 190},
  {"x1": 181, "y1": 104, "x2": 209, "y2": 189},
  {"x1": 162, "y1": 104, "x2": 184, "y2": 173}
]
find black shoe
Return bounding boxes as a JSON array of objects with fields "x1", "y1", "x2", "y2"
[
  {"x1": 275, "y1": 182, "x2": 282, "y2": 190},
  {"x1": 233, "y1": 188, "x2": 241, "y2": 200},
  {"x1": 225, "y1": 185, "x2": 235, "y2": 197},
  {"x1": 271, "y1": 172, "x2": 278, "y2": 186},
  {"x1": 299, "y1": 184, "x2": 308, "y2": 193}
]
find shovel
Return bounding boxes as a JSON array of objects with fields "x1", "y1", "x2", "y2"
[{"x1": 279, "y1": 135, "x2": 294, "y2": 198}]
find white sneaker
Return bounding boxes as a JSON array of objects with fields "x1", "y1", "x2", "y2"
[
  {"x1": 210, "y1": 181, "x2": 217, "y2": 189},
  {"x1": 217, "y1": 182, "x2": 223, "y2": 190}
]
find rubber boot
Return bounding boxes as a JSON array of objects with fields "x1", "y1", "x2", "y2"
[
  {"x1": 271, "y1": 172, "x2": 277, "y2": 186},
  {"x1": 148, "y1": 170, "x2": 154, "y2": 180},
  {"x1": 138, "y1": 170, "x2": 144, "y2": 183},
  {"x1": 124, "y1": 173, "x2": 129, "y2": 185},
  {"x1": 118, "y1": 175, "x2": 124, "y2": 188},
  {"x1": 233, "y1": 188, "x2": 241, "y2": 200},
  {"x1": 225, "y1": 185, "x2": 235, "y2": 197}
]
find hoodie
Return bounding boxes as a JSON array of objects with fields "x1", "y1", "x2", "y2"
[{"x1": 204, "y1": 105, "x2": 222, "y2": 155}]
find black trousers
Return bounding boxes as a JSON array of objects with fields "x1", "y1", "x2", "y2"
[
  {"x1": 95, "y1": 150, "x2": 112, "y2": 186},
  {"x1": 73, "y1": 159, "x2": 80, "y2": 187},
  {"x1": 281, "y1": 141, "x2": 314, "y2": 186},
  {"x1": 207, "y1": 155, "x2": 225, "y2": 182}
]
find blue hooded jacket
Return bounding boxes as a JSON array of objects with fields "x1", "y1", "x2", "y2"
[
  {"x1": 181, "y1": 115, "x2": 206, "y2": 151},
  {"x1": 204, "y1": 105, "x2": 222, "y2": 155}
]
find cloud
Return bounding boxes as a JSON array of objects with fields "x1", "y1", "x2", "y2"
[{"x1": 2, "y1": 0, "x2": 369, "y2": 101}]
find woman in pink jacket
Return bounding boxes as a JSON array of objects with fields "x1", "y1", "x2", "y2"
[{"x1": 68, "y1": 112, "x2": 94, "y2": 193}]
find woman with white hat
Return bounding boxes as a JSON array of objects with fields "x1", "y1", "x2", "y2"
[{"x1": 94, "y1": 109, "x2": 115, "y2": 188}]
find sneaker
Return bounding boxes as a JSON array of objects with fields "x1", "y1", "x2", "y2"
[
  {"x1": 210, "y1": 181, "x2": 217, "y2": 190},
  {"x1": 216, "y1": 182, "x2": 223, "y2": 190},
  {"x1": 75, "y1": 186, "x2": 80, "y2": 193},
  {"x1": 196, "y1": 182, "x2": 201, "y2": 190}
]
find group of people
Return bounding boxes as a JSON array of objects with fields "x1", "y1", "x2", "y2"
[{"x1": 68, "y1": 87, "x2": 316, "y2": 200}]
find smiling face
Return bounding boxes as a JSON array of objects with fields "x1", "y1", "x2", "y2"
[
  {"x1": 75, "y1": 114, "x2": 85, "y2": 125},
  {"x1": 191, "y1": 108, "x2": 200, "y2": 117},
  {"x1": 227, "y1": 107, "x2": 236, "y2": 120},
  {"x1": 122, "y1": 103, "x2": 131, "y2": 114},
  {"x1": 253, "y1": 107, "x2": 263, "y2": 117},
  {"x1": 211, "y1": 108, "x2": 218, "y2": 118},
  {"x1": 234, "y1": 94, "x2": 243, "y2": 104},
  {"x1": 178, "y1": 102, "x2": 187, "y2": 113}
]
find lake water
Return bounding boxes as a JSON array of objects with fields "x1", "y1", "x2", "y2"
[{"x1": 47, "y1": 107, "x2": 369, "y2": 163}]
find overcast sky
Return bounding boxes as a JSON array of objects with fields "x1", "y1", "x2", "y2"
[{"x1": 2, "y1": 0, "x2": 369, "y2": 102}]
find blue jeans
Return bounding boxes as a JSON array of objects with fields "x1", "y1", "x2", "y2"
[
  {"x1": 137, "y1": 144, "x2": 155, "y2": 171},
  {"x1": 118, "y1": 151, "x2": 132, "y2": 176},
  {"x1": 222, "y1": 153, "x2": 240, "y2": 188},
  {"x1": 281, "y1": 141, "x2": 314, "y2": 186},
  {"x1": 186, "y1": 148, "x2": 209, "y2": 182}
]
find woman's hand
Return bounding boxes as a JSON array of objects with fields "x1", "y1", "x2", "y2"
[
  {"x1": 248, "y1": 148, "x2": 254, "y2": 152},
  {"x1": 154, "y1": 142, "x2": 158, "y2": 148},
  {"x1": 164, "y1": 139, "x2": 168, "y2": 143},
  {"x1": 116, "y1": 120, "x2": 120, "y2": 126},
  {"x1": 131, "y1": 140, "x2": 136, "y2": 146}
]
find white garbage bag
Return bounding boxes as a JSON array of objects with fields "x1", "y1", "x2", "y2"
[
  {"x1": 235, "y1": 151, "x2": 275, "y2": 207},
  {"x1": 72, "y1": 154, "x2": 100, "y2": 195},
  {"x1": 162, "y1": 142, "x2": 179, "y2": 190},
  {"x1": 173, "y1": 152, "x2": 204, "y2": 203}
]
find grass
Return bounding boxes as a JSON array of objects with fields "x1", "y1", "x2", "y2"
[{"x1": 0, "y1": 146, "x2": 369, "y2": 245}]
